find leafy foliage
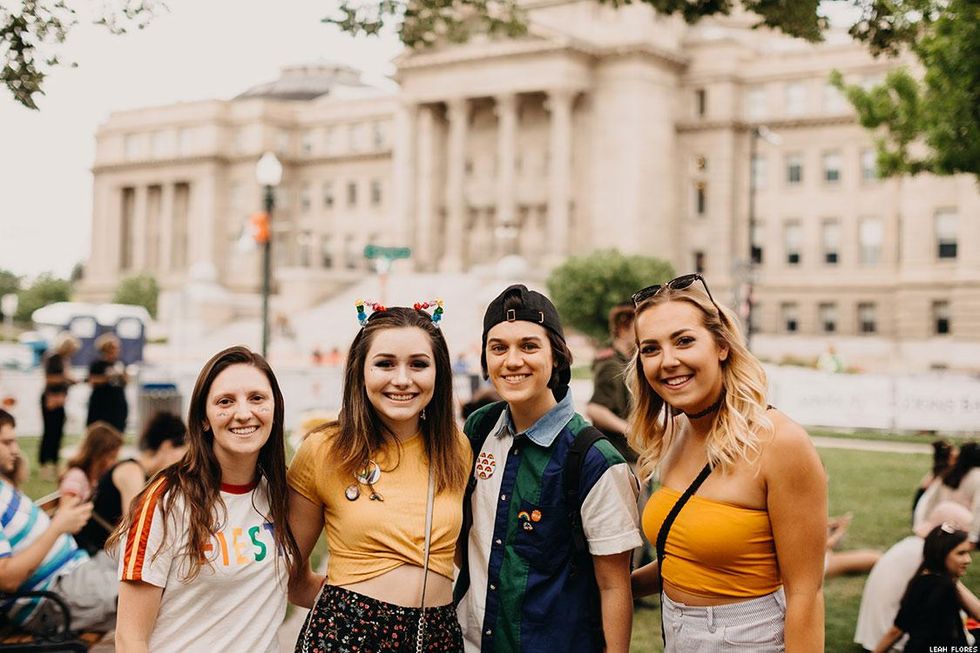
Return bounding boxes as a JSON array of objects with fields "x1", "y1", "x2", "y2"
[
  {"x1": 326, "y1": 0, "x2": 825, "y2": 49},
  {"x1": 112, "y1": 274, "x2": 158, "y2": 318},
  {"x1": 0, "y1": 269, "x2": 20, "y2": 300},
  {"x1": 546, "y1": 249, "x2": 674, "y2": 341},
  {"x1": 833, "y1": 0, "x2": 980, "y2": 179},
  {"x1": 15, "y1": 273, "x2": 71, "y2": 322},
  {"x1": 1, "y1": 0, "x2": 164, "y2": 110}
]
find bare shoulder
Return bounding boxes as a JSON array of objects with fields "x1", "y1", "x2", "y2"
[{"x1": 760, "y1": 410, "x2": 823, "y2": 477}]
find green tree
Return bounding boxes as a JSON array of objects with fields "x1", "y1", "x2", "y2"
[
  {"x1": 547, "y1": 249, "x2": 674, "y2": 341},
  {"x1": 112, "y1": 274, "x2": 159, "y2": 318},
  {"x1": 15, "y1": 273, "x2": 71, "y2": 322},
  {"x1": 833, "y1": 0, "x2": 980, "y2": 179},
  {"x1": 0, "y1": 269, "x2": 20, "y2": 300}
]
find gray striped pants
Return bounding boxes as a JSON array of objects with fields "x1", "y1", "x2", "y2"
[{"x1": 662, "y1": 588, "x2": 786, "y2": 652}]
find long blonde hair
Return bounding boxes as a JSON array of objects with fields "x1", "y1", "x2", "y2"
[{"x1": 626, "y1": 288, "x2": 772, "y2": 481}]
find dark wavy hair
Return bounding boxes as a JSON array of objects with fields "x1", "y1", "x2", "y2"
[
  {"x1": 917, "y1": 524, "x2": 969, "y2": 577},
  {"x1": 109, "y1": 346, "x2": 300, "y2": 581},
  {"x1": 317, "y1": 306, "x2": 467, "y2": 494},
  {"x1": 943, "y1": 441, "x2": 980, "y2": 490}
]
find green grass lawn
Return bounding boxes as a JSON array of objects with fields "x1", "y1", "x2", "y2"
[{"x1": 10, "y1": 435, "x2": 971, "y2": 651}]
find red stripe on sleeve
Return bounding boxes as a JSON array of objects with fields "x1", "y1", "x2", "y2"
[{"x1": 122, "y1": 477, "x2": 168, "y2": 581}]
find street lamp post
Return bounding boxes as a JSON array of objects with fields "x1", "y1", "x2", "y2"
[{"x1": 255, "y1": 152, "x2": 282, "y2": 359}]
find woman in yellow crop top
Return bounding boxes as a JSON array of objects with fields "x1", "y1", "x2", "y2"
[
  {"x1": 287, "y1": 304, "x2": 470, "y2": 652},
  {"x1": 626, "y1": 275, "x2": 827, "y2": 653}
]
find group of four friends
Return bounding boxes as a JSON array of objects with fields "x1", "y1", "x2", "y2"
[{"x1": 11, "y1": 275, "x2": 833, "y2": 652}]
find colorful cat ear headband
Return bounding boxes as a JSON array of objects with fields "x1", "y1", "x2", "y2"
[{"x1": 355, "y1": 298, "x2": 445, "y2": 327}]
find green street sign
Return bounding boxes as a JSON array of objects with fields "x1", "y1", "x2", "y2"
[{"x1": 363, "y1": 245, "x2": 412, "y2": 260}]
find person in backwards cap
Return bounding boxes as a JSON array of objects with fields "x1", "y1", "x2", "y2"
[{"x1": 455, "y1": 284, "x2": 641, "y2": 653}]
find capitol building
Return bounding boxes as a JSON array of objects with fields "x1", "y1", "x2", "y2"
[{"x1": 76, "y1": 1, "x2": 980, "y2": 372}]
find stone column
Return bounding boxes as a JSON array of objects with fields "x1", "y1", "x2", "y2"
[
  {"x1": 159, "y1": 183, "x2": 175, "y2": 275},
  {"x1": 495, "y1": 93, "x2": 518, "y2": 240},
  {"x1": 132, "y1": 185, "x2": 148, "y2": 270},
  {"x1": 392, "y1": 101, "x2": 416, "y2": 261},
  {"x1": 546, "y1": 88, "x2": 575, "y2": 261},
  {"x1": 442, "y1": 97, "x2": 469, "y2": 272},
  {"x1": 414, "y1": 105, "x2": 436, "y2": 271}
]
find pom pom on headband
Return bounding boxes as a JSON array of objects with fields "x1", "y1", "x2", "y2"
[
  {"x1": 413, "y1": 299, "x2": 445, "y2": 326},
  {"x1": 354, "y1": 298, "x2": 445, "y2": 327}
]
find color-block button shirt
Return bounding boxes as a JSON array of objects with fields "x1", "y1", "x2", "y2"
[
  {"x1": 0, "y1": 479, "x2": 89, "y2": 624},
  {"x1": 457, "y1": 392, "x2": 642, "y2": 653}
]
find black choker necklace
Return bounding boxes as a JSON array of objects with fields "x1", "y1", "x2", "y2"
[{"x1": 684, "y1": 391, "x2": 726, "y2": 419}]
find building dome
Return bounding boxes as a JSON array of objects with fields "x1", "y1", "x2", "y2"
[{"x1": 235, "y1": 63, "x2": 368, "y2": 101}]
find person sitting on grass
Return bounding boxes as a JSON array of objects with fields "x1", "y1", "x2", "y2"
[
  {"x1": 824, "y1": 512, "x2": 881, "y2": 578},
  {"x1": 0, "y1": 408, "x2": 117, "y2": 634},
  {"x1": 855, "y1": 501, "x2": 974, "y2": 652},
  {"x1": 58, "y1": 421, "x2": 124, "y2": 502},
  {"x1": 873, "y1": 523, "x2": 980, "y2": 653}
]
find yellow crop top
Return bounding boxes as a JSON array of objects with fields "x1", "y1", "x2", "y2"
[
  {"x1": 643, "y1": 486, "x2": 782, "y2": 599},
  {"x1": 287, "y1": 425, "x2": 469, "y2": 586}
]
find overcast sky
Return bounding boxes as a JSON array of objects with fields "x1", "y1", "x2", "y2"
[
  {"x1": 0, "y1": 0, "x2": 402, "y2": 279},
  {"x1": 0, "y1": 2, "x2": 860, "y2": 281}
]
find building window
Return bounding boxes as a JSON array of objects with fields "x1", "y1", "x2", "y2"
[
  {"x1": 859, "y1": 217, "x2": 883, "y2": 266},
  {"x1": 784, "y1": 221, "x2": 802, "y2": 265},
  {"x1": 276, "y1": 130, "x2": 291, "y2": 155},
  {"x1": 861, "y1": 149, "x2": 877, "y2": 181},
  {"x1": 823, "y1": 82, "x2": 848, "y2": 113},
  {"x1": 693, "y1": 251, "x2": 705, "y2": 274},
  {"x1": 745, "y1": 86, "x2": 767, "y2": 119},
  {"x1": 373, "y1": 122, "x2": 386, "y2": 149},
  {"x1": 785, "y1": 82, "x2": 806, "y2": 115},
  {"x1": 370, "y1": 179, "x2": 382, "y2": 207},
  {"x1": 933, "y1": 301, "x2": 951, "y2": 335},
  {"x1": 695, "y1": 182, "x2": 707, "y2": 217},
  {"x1": 781, "y1": 302, "x2": 799, "y2": 333},
  {"x1": 819, "y1": 303, "x2": 837, "y2": 333},
  {"x1": 751, "y1": 155, "x2": 767, "y2": 190},
  {"x1": 935, "y1": 209, "x2": 958, "y2": 259},
  {"x1": 301, "y1": 131, "x2": 314, "y2": 155},
  {"x1": 320, "y1": 236, "x2": 333, "y2": 268},
  {"x1": 347, "y1": 181, "x2": 358, "y2": 208},
  {"x1": 857, "y1": 302, "x2": 877, "y2": 334},
  {"x1": 323, "y1": 127, "x2": 335, "y2": 154},
  {"x1": 300, "y1": 183, "x2": 311, "y2": 213},
  {"x1": 822, "y1": 151, "x2": 842, "y2": 183},
  {"x1": 695, "y1": 88, "x2": 707, "y2": 117},
  {"x1": 298, "y1": 231, "x2": 313, "y2": 267},
  {"x1": 751, "y1": 222, "x2": 764, "y2": 265},
  {"x1": 695, "y1": 155, "x2": 708, "y2": 172},
  {"x1": 785, "y1": 153, "x2": 804, "y2": 185},
  {"x1": 322, "y1": 181, "x2": 334, "y2": 209},
  {"x1": 348, "y1": 123, "x2": 363, "y2": 152},
  {"x1": 822, "y1": 220, "x2": 840, "y2": 265}
]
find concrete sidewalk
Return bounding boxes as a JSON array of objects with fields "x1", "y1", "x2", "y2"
[{"x1": 811, "y1": 435, "x2": 931, "y2": 455}]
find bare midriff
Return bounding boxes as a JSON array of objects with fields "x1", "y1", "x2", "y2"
[
  {"x1": 663, "y1": 580, "x2": 751, "y2": 607},
  {"x1": 339, "y1": 564, "x2": 454, "y2": 608}
]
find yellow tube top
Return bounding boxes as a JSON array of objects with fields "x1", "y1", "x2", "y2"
[{"x1": 643, "y1": 486, "x2": 782, "y2": 599}]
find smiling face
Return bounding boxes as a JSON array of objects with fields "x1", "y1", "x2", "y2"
[
  {"x1": 635, "y1": 299, "x2": 729, "y2": 416},
  {"x1": 485, "y1": 320, "x2": 555, "y2": 412},
  {"x1": 204, "y1": 363, "x2": 275, "y2": 475},
  {"x1": 363, "y1": 327, "x2": 436, "y2": 436},
  {"x1": 945, "y1": 539, "x2": 972, "y2": 578}
]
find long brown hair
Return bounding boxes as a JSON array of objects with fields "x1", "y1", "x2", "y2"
[
  {"x1": 64, "y1": 421, "x2": 123, "y2": 481},
  {"x1": 627, "y1": 286, "x2": 772, "y2": 480},
  {"x1": 109, "y1": 346, "x2": 300, "y2": 581},
  {"x1": 319, "y1": 306, "x2": 467, "y2": 494}
]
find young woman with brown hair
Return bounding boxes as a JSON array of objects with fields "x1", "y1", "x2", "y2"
[
  {"x1": 112, "y1": 345, "x2": 300, "y2": 653},
  {"x1": 58, "y1": 421, "x2": 123, "y2": 501},
  {"x1": 287, "y1": 303, "x2": 469, "y2": 652}
]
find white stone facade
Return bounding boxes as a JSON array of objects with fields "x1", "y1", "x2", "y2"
[{"x1": 77, "y1": 3, "x2": 980, "y2": 372}]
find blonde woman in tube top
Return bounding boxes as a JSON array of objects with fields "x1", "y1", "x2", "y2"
[
  {"x1": 627, "y1": 274, "x2": 827, "y2": 653},
  {"x1": 287, "y1": 304, "x2": 470, "y2": 652}
]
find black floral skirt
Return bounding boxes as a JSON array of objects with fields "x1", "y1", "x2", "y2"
[{"x1": 296, "y1": 585, "x2": 464, "y2": 653}]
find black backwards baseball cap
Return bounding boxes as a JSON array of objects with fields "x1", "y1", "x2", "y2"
[{"x1": 480, "y1": 284, "x2": 572, "y2": 393}]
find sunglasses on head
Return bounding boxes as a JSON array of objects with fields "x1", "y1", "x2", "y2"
[{"x1": 630, "y1": 273, "x2": 727, "y2": 322}]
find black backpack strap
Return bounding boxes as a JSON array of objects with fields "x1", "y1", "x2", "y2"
[
  {"x1": 656, "y1": 461, "x2": 712, "y2": 643},
  {"x1": 453, "y1": 401, "x2": 508, "y2": 606},
  {"x1": 565, "y1": 426, "x2": 607, "y2": 557}
]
